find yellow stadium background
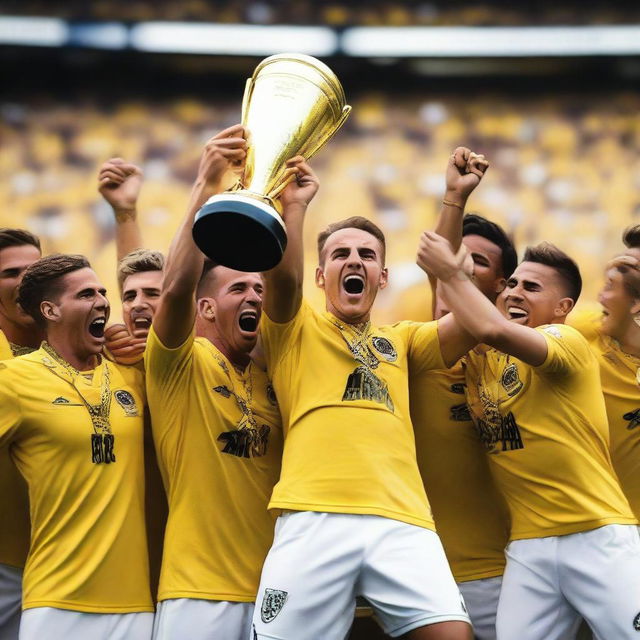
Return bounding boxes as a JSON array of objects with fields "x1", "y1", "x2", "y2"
[{"x1": 2, "y1": 90, "x2": 637, "y2": 324}]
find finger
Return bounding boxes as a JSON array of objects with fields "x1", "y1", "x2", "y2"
[
  {"x1": 212, "y1": 124, "x2": 246, "y2": 140},
  {"x1": 210, "y1": 136, "x2": 248, "y2": 148},
  {"x1": 218, "y1": 148, "x2": 247, "y2": 161},
  {"x1": 118, "y1": 163, "x2": 143, "y2": 176},
  {"x1": 452, "y1": 147, "x2": 470, "y2": 170},
  {"x1": 99, "y1": 172, "x2": 125, "y2": 185},
  {"x1": 100, "y1": 165, "x2": 127, "y2": 179},
  {"x1": 285, "y1": 155, "x2": 306, "y2": 166}
]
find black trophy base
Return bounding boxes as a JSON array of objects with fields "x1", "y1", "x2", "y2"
[{"x1": 192, "y1": 194, "x2": 288, "y2": 272}]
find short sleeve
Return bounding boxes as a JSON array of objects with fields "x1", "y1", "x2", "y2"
[
  {"x1": 397, "y1": 320, "x2": 446, "y2": 375},
  {"x1": 535, "y1": 324, "x2": 592, "y2": 377},
  {"x1": 0, "y1": 368, "x2": 22, "y2": 446},
  {"x1": 144, "y1": 326, "x2": 195, "y2": 390},
  {"x1": 261, "y1": 300, "x2": 310, "y2": 371}
]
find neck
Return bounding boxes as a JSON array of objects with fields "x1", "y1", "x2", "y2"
[
  {"x1": 197, "y1": 321, "x2": 251, "y2": 371},
  {"x1": 0, "y1": 316, "x2": 43, "y2": 349},
  {"x1": 327, "y1": 305, "x2": 371, "y2": 326},
  {"x1": 614, "y1": 323, "x2": 640, "y2": 358},
  {"x1": 46, "y1": 336, "x2": 100, "y2": 371}
]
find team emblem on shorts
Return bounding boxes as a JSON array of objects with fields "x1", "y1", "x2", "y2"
[
  {"x1": 114, "y1": 390, "x2": 139, "y2": 417},
  {"x1": 633, "y1": 612, "x2": 640, "y2": 631},
  {"x1": 261, "y1": 588, "x2": 288, "y2": 623},
  {"x1": 500, "y1": 363, "x2": 523, "y2": 397},
  {"x1": 371, "y1": 337, "x2": 397, "y2": 362}
]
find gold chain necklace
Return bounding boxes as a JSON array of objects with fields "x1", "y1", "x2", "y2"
[
  {"x1": 212, "y1": 349, "x2": 257, "y2": 428},
  {"x1": 9, "y1": 342, "x2": 35, "y2": 357},
  {"x1": 328, "y1": 316, "x2": 380, "y2": 371},
  {"x1": 41, "y1": 342, "x2": 115, "y2": 464}
]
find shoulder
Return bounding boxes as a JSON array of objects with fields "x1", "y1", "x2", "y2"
[{"x1": 567, "y1": 308, "x2": 602, "y2": 342}]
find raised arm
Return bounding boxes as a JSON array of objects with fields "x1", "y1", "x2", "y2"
[
  {"x1": 429, "y1": 147, "x2": 489, "y2": 315},
  {"x1": 263, "y1": 156, "x2": 319, "y2": 323},
  {"x1": 418, "y1": 231, "x2": 547, "y2": 366},
  {"x1": 98, "y1": 158, "x2": 144, "y2": 262},
  {"x1": 153, "y1": 125, "x2": 247, "y2": 348}
]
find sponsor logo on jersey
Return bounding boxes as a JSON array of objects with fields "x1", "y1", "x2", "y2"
[
  {"x1": 261, "y1": 588, "x2": 288, "y2": 623},
  {"x1": 371, "y1": 336, "x2": 397, "y2": 362},
  {"x1": 450, "y1": 382, "x2": 466, "y2": 395},
  {"x1": 500, "y1": 363, "x2": 523, "y2": 397},
  {"x1": 213, "y1": 385, "x2": 232, "y2": 398},
  {"x1": 624, "y1": 409, "x2": 640, "y2": 430},
  {"x1": 217, "y1": 425, "x2": 270, "y2": 458},
  {"x1": 450, "y1": 402, "x2": 472, "y2": 422},
  {"x1": 52, "y1": 396, "x2": 82, "y2": 406},
  {"x1": 633, "y1": 611, "x2": 640, "y2": 631},
  {"x1": 342, "y1": 366, "x2": 394, "y2": 411},
  {"x1": 475, "y1": 411, "x2": 524, "y2": 453},
  {"x1": 114, "y1": 389, "x2": 139, "y2": 417}
]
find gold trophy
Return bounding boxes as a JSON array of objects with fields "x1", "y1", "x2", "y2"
[{"x1": 193, "y1": 53, "x2": 351, "y2": 271}]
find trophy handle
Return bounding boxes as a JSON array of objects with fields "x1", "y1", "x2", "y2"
[{"x1": 304, "y1": 104, "x2": 352, "y2": 161}]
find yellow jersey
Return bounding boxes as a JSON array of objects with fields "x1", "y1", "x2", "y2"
[
  {"x1": 464, "y1": 324, "x2": 636, "y2": 541},
  {"x1": 0, "y1": 329, "x2": 31, "y2": 570},
  {"x1": 260, "y1": 299, "x2": 445, "y2": 530},
  {"x1": 0, "y1": 346, "x2": 152, "y2": 613},
  {"x1": 570, "y1": 310, "x2": 640, "y2": 519},
  {"x1": 410, "y1": 361, "x2": 510, "y2": 582},
  {"x1": 144, "y1": 327, "x2": 282, "y2": 602}
]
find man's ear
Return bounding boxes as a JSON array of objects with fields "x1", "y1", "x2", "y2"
[
  {"x1": 495, "y1": 277, "x2": 507, "y2": 294},
  {"x1": 197, "y1": 297, "x2": 216, "y2": 321},
  {"x1": 315, "y1": 267, "x2": 325, "y2": 289},
  {"x1": 554, "y1": 297, "x2": 575, "y2": 319},
  {"x1": 40, "y1": 300, "x2": 60, "y2": 323},
  {"x1": 631, "y1": 299, "x2": 640, "y2": 316},
  {"x1": 379, "y1": 267, "x2": 389, "y2": 290}
]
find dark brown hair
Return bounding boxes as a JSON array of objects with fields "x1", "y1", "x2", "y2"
[
  {"x1": 0, "y1": 228, "x2": 41, "y2": 253},
  {"x1": 317, "y1": 216, "x2": 386, "y2": 265},
  {"x1": 18, "y1": 254, "x2": 90, "y2": 326},
  {"x1": 117, "y1": 249, "x2": 164, "y2": 292},
  {"x1": 623, "y1": 224, "x2": 640, "y2": 250},
  {"x1": 522, "y1": 242, "x2": 582, "y2": 303}
]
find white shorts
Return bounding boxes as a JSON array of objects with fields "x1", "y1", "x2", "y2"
[
  {"x1": 152, "y1": 599, "x2": 253, "y2": 640},
  {"x1": 458, "y1": 576, "x2": 501, "y2": 640},
  {"x1": 252, "y1": 511, "x2": 470, "y2": 640},
  {"x1": 19, "y1": 607, "x2": 153, "y2": 640},
  {"x1": 0, "y1": 563, "x2": 22, "y2": 639},
  {"x1": 497, "y1": 524, "x2": 640, "y2": 640}
]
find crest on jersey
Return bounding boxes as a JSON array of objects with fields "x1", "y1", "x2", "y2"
[
  {"x1": 114, "y1": 390, "x2": 139, "y2": 417},
  {"x1": 371, "y1": 336, "x2": 397, "y2": 362},
  {"x1": 500, "y1": 363, "x2": 523, "y2": 397},
  {"x1": 261, "y1": 588, "x2": 288, "y2": 623},
  {"x1": 633, "y1": 611, "x2": 640, "y2": 630}
]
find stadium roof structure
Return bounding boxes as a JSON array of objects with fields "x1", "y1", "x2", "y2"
[{"x1": 2, "y1": 16, "x2": 640, "y2": 57}]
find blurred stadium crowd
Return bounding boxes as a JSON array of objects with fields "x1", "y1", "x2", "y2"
[
  {"x1": 3, "y1": 0, "x2": 640, "y2": 26},
  {"x1": 2, "y1": 91, "x2": 639, "y2": 322}
]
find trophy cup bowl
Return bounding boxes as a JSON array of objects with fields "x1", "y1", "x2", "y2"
[{"x1": 193, "y1": 53, "x2": 351, "y2": 272}]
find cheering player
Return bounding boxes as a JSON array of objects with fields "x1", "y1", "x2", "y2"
[
  {"x1": 0, "y1": 254, "x2": 152, "y2": 639},
  {"x1": 0, "y1": 228, "x2": 42, "y2": 638},
  {"x1": 145, "y1": 125, "x2": 282, "y2": 640},
  {"x1": 251, "y1": 153, "x2": 484, "y2": 640},
  {"x1": 418, "y1": 232, "x2": 640, "y2": 639},
  {"x1": 410, "y1": 148, "x2": 515, "y2": 640},
  {"x1": 569, "y1": 225, "x2": 640, "y2": 519}
]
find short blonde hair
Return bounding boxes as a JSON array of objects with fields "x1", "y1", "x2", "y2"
[{"x1": 117, "y1": 249, "x2": 164, "y2": 293}]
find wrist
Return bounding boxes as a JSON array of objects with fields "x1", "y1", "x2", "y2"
[
  {"x1": 113, "y1": 206, "x2": 137, "y2": 221},
  {"x1": 440, "y1": 267, "x2": 469, "y2": 283},
  {"x1": 443, "y1": 190, "x2": 468, "y2": 209}
]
